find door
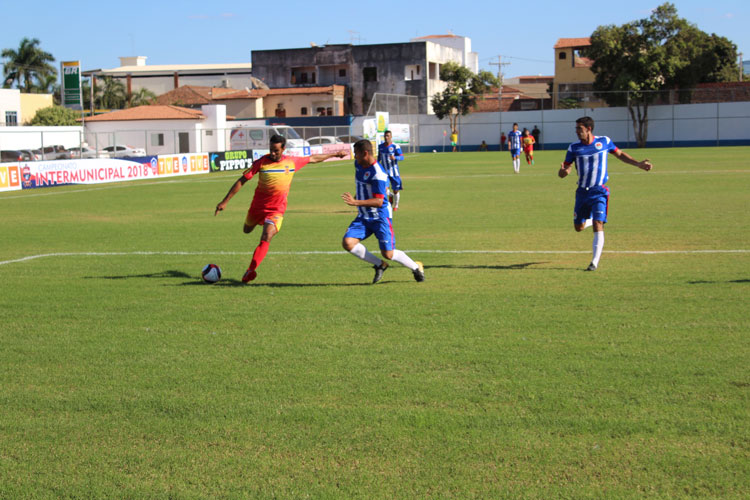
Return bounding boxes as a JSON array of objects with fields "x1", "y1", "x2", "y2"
[{"x1": 178, "y1": 132, "x2": 190, "y2": 153}]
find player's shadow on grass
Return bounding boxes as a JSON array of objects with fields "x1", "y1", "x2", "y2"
[
  {"x1": 180, "y1": 280, "x2": 375, "y2": 288},
  {"x1": 87, "y1": 270, "x2": 194, "y2": 280},
  {"x1": 427, "y1": 262, "x2": 555, "y2": 271},
  {"x1": 688, "y1": 278, "x2": 750, "y2": 284}
]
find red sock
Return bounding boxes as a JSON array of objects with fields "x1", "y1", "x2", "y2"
[{"x1": 250, "y1": 241, "x2": 269, "y2": 270}]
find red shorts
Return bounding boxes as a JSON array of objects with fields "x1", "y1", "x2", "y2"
[{"x1": 245, "y1": 209, "x2": 284, "y2": 231}]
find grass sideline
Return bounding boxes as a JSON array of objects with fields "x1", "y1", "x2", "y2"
[{"x1": 0, "y1": 147, "x2": 748, "y2": 498}]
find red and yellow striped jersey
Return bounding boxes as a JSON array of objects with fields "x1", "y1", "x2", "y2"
[{"x1": 243, "y1": 155, "x2": 311, "y2": 214}]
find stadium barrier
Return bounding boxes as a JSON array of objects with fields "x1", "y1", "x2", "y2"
[{"x1": 2, "y1": 153, "x2": 210, "y2": 191}]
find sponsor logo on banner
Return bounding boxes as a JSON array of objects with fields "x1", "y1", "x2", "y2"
[
  {"x1": 209, "y1": 150, "x2": 254, "y2": 172},
  {"x1": 0, "y1": 164, "x2": 21, "y2": 192},
  {"x1": 157, "y1": 153, "x2": 209, "y2": 177}
]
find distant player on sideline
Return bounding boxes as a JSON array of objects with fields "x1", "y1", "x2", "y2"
[
  {"x1": 215, "y1": 134, "x2": 345, "y2": 283},
  {"x1": 559, "y1": 116, "x2": 652, "y2": 271},
  {"x1": 341, "y1": 139, "x2": 424, "y2": 284},
  {"x1": 378, "y1": 130, "x2": 404, "y2": 211},
  {"x1": 507, "y1": 123, "x2": 523, "y2": 173},
  {"x1": 522, "y1": 128, "x2": 535, "y2": 165}
]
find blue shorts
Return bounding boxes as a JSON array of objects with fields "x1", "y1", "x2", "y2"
[
  {"x1": 389, "y1": 175, "x2": 403, "y2": 191},
  {"x1": 510, "y1": 147, "x2": 522, "y2": 157},
  {"x1": 344, "y1": 216, "x2": 396, "y2": 251},
  {"x1": 574, "y1": 185, "x2": 609, "y2": 225}
]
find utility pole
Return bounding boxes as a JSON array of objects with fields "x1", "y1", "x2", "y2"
[
  {"x1": 489, "y1": 55, "x2": 510, "y2": 149},
  {"x1": 740, "y1": 53, "x2": 744, "y2": 82}
]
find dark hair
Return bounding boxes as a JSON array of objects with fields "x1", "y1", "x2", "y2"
[
  {"x1": 384, "y1": 130, "x2": 392, "y2": 135},
  {"x1": 353, "y1": 139, "x2": 372, "y2": 154},
  {"x1": 270, "y1": 134, "x2": 286, "y2": 148},
  {"x1": 513, "y1": 122, "x2": 518, "y2": 127},
  {"x1": 576, "y1": 116, "x2": 595, "y2": 131}
]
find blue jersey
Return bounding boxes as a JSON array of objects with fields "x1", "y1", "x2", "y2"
[
  {"x1": 564, "y1": 136, "x2": 618, "y2": 188},
  {"x1": 508, "y1": 130, "x2": 522, "y2": 150},
  {"x1": 377, "y1": 142, "x2": 404, "y2": 172},
  {"x1": 354, "y1": 160, "x2": 390, "y2": 220}
]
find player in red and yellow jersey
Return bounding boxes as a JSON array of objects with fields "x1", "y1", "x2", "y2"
[
  {"x1": 522, "y1": 128, "x2": 536, "y2": 165},
  {"x1": 215, "y1": 134, "x2": 345, "y2": 282}
]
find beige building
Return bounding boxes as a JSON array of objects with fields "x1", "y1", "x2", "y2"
[
  {"x1": 553, "y1": 38, "x2": 606, "y2": 109},
  {"x1": 20, "y1": 93, "x2": 54, "y2": 124}
]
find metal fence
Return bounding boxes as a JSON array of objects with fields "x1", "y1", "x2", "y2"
[{"x1": 365, "y1": 93, "x2": 420, "y2": 153}]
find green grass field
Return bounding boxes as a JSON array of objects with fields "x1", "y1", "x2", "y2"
[{"x1": 1, "y1": 147, "x2": 748, "y2": 499}]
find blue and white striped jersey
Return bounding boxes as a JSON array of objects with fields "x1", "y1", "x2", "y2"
[
  {"x1": 354, "y1": 160, "x2": 390, "y2": 220},
  {"x1": 508, "y1": 130, "x2": 522, "y2": 150},
  {"x1": 377, "y1": 142, "x2": 404, "y2": 174},
  {"x1": 564, "y1": 136, "x2": 618, "y2": 188}
]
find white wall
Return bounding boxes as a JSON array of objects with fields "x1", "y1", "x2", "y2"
[
  {"x1": 0, "y1": 89, "x2": 22, "y2": 127},
  {"x1": 85, "y1": 119, "x2": 202, "y2": 156},
  {"x1": 0, "y1": 126, "x2": 83, "y2": 151}
]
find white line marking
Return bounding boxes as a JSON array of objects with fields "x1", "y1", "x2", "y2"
[{"x1": 1, "y1": 249, "x2": 748, "y2": 266}]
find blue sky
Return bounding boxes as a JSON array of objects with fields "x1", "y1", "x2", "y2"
[{"x1": 1, "y1": 0, "x2": 748, "y2": 80}]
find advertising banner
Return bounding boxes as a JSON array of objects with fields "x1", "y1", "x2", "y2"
[
  {"x1": 389, "y1": 123, "x2": 411, "y2": 144},
  {"x1": 0, "y1": 164, "x2": 22, "y2": 192},
  {"x1": 209, "y1": 150, "x2": 253, "y2": 172},
  {"x1": 376, "y1": 111, "x2": 389, "y2": 133},
  {"x1": 19, "y1": 157, "x2": 159, "y2": 189},
  {"x1": 61, "y1": 61, "x2": 83, "y2": 111},
  {"x1": 157, "y1": 153, "x2": 209, "y2": 177},
  {"x1": 363, "y1": 119, "x2": 377, "y2": 140}
]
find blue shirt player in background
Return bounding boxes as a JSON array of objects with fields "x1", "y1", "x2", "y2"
[
  {"x1": 341, "y1": 139, "x2": 424, "y2": 284},
  {"x1": 507, "y1": 123, "x2": 523, "y2": 173},
  {"x1": 378, "y1": 130, "x2": 405, "y2": 211},
  {"x1": 559, "y1": 116, "x2": 653, "y2": 271}
]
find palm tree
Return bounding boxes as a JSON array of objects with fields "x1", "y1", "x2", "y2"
[
  {"x1": 128, "y1": 87, "x2": 157, "y2": 107},
  {"x1": 2, "y1": 38, "x2": 57, "y2": 92},
  {"x1": 95, "y1": 76, "x2": 127, "y2": 109}
]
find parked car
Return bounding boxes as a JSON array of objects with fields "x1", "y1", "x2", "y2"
[
  {"x1": 20, "y1": 149, "x2": 41, "y2": 161},
  {"x1": 69, "y1": 146, "x2": 104, "y2": 159},
  {"x1": 1, "y1": 150, "x2": 27, "y2": 162},
  {"x1": 33, "y1": 145, "x2": 71, "y2": 160},
  {"x1": 229, "y1": 125, "x2": 309, "y2": 150},
  {"x1": 306, "y1": 136, "x2": 344, "y2": 145},
  {"x1": 337, "y1": 135, "x2": 364, "y2": 144},
  {"x1": 102, "y1": 145, "x2": 147, "y2": 158}
]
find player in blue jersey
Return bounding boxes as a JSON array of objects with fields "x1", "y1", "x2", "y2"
[
  {"x1": 341, "y1": 139, "x2": 425, "y2": 283},
  {"x1": 559, "y1": 116, "x2": 652, "y2": 271},
  {"x1": 378, "y1": 130, "x2": 405, "y2": 211},
  {"x1": 507, "y1": 123, "x2": 523, "y2": 173}
]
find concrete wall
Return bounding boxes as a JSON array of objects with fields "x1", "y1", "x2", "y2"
[
  {"x1": 84, "y1": 119, "x2": 203, "y2": 156},
  {"x1": 413, "y1": 101, "x2": 750, "y2": 151}
]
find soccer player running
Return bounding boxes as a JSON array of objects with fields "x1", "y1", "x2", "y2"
[
  {"x1": 378, "y1": 130, "x2": 404, "y2": 212},
  {"x1": 214, "y1": 134, "x2": 345, "y2": 283},
  {"x1": 341, "y1": 139, "x2": 424, "y2": 284},
  {"x1": 507, "y1": 123, "x2": 523, "y2": 173},
  {"x1": 559, "y1": 116, "x2": 652, "y2": 271},
  {"x1": 522, "y1": 128, "x2": 535, "y2": 165}
]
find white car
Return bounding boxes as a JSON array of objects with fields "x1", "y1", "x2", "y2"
[
  {"x1": 306, "y1": 136, "x2": 343, "y2": 145},
  {"x1": 69, "y1": 146, "x2": 105, "y2": 159},
  {"x1": 102, "y1": 145, "x2": 147, "y2": 158}
]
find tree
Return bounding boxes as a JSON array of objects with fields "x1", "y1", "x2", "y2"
[
  {"x1": 127, "y1": 87, "x2": 157, "y2": 107},
  {"x1": 29, "y1": 106, "x2": 80, "y2": 126},
  {"x1": 2, "y1": 38, "x2": 57, "y2": 93},
  {"x1": 95, "y1": 76, "x2": 127, "y2": 109},
  {"x1": 430, "y1": 62, "x2": 499, "y2": 134},
  {"x1": 583, "y1": 3, "x2": 738, "y2": 147}
]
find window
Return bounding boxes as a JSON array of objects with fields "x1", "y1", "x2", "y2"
[
  {"x1": 326, "y1": 107, "x2": 332, "y2": 116},
  {"x1": 249, "y1": 130, "x2": 264, "y2": 140},
  {"x1": 301, "y1": 107, "x2": 308, "y2": 115},
  {"x1": 5, "y1": 111, "x2": 18, "y2": 126},
  {"x1": 338, "y1": 68, "x2": 346, "y2": 77},
  {"x1": 151, "y1": 133, "x2": 164, "y2": 146},
  {"x1": 559, "y1": 51, "x2": 567, "y2": 60},
  {"x1": 363, "y1": 67, "x2": 377, "y2": 82}
]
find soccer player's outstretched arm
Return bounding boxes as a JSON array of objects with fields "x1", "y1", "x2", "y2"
[
  {"x1": 308, "y1": 151, "x2": 347, "y2": 164},
  {"x1": 613, "y1": 149, "x2": 652, "y2": 171},
  {"x1": 214, "y1": 176, "x2": 248, "y2": 215}
]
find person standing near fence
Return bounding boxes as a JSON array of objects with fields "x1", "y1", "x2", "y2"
[
  {"x1": 532, "y1": 125, "x2": 541, "y2": 149},
  {"x1": 507, "y1": 123, "x2": 523, "y2": 173},
  {"x1": 450, "y1": 128, "x2": 458, "y2": 152},
  {"x1": 558, "y1": 116, "x2": 652, "y2": 271},
  {"x1": 378, "y1": 130, "x2": 404, "y2": 212}
]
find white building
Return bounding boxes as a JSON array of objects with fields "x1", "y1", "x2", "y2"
[{"x1": 0, "y1": 89, "x2": 22, "y2": 127}]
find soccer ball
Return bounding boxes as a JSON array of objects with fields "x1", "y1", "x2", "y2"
[{"x1": 201, "y1": 264, "x2": 221, "y2": 283}]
